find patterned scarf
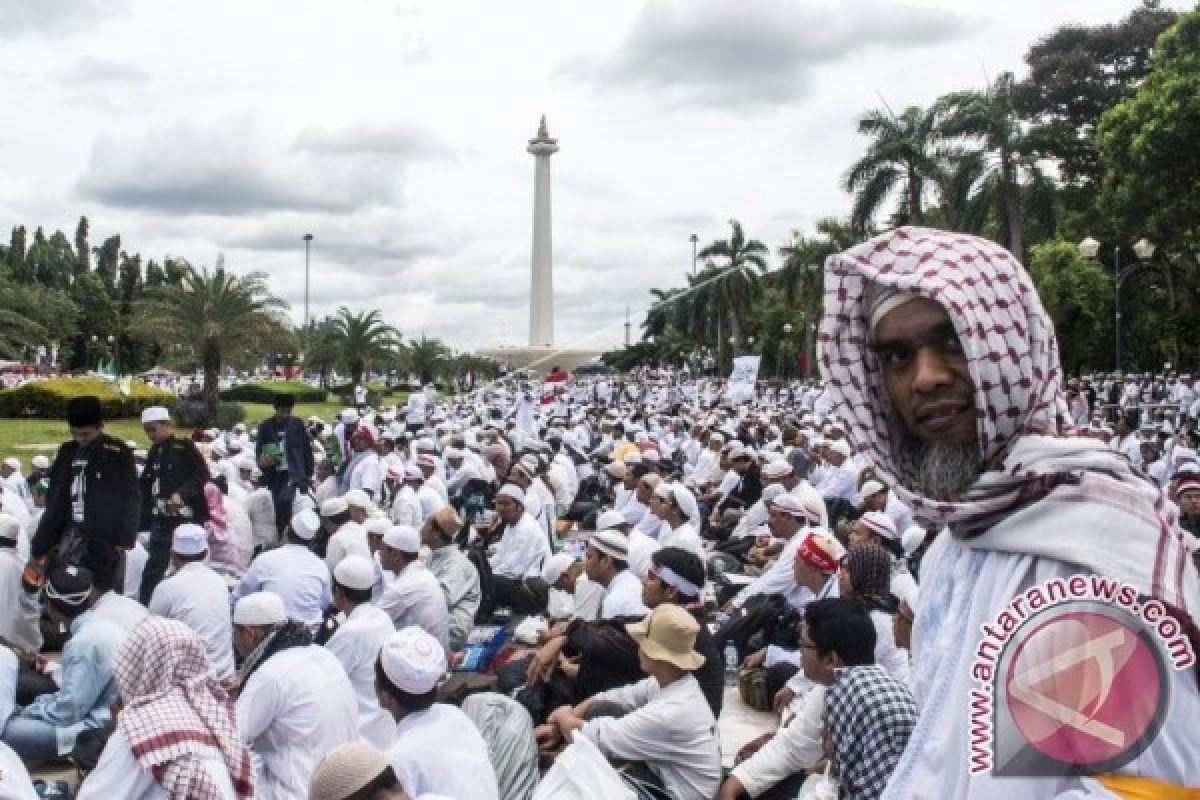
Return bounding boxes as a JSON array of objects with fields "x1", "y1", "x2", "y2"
[
  {"x1": 237, "y1": 618, "x2": 312, "y2": 684},
  {"x1": 819, "y1": 227, "x2": 1198, "y2": 628},
  {"x1": 114, "y1": 618, "x2": 254, "y2": 800}
]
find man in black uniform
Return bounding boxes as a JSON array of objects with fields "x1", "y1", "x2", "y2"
[
  {"x1": 30, "y1": 395, "x2": 139, "y2": 592},
  {"x1": 137, "y1": 405, "x2": 209, "y2": 602},
  {"x1": 256, "y1": 393, "x2": 314, "y2": 531}
]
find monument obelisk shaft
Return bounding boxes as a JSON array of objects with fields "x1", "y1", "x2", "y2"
[{"x1": 527, "y1": 115, "x2": 558, "y2": 347}]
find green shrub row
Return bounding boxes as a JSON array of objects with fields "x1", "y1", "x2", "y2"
[
  {"x1": 219, "y1": 381, "x2": 327, "y2": 404},
  {"x1": 0, "y1": 377, "x2": 177, "y2": 419}
]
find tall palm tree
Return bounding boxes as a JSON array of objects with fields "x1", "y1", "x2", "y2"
[
  {"x1": 934, "y1": 72, "x2": 1056, "y2": 259},
  {"x1": 641, "y1": 287, "x2": 685, "y2": 339},
  {"x1": 134, "y1": 260, "x2": 289, "y2": 421},
  {"x1": 844, "y1": 105, "x2": 945, "y2": 232},
  {"x1": 330, "y1": 308, "x2": 402, "y2": 388},
  {"x1": 698, "y1": 220, "x2": 769, "y2": 367},
  {"x1": 406, "y1": 335, "x2": 450, "y2": 386}
]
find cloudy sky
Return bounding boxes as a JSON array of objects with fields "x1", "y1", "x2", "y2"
[{"x1": 0, "y1": 0, "x2": 1183, "y2": 352}]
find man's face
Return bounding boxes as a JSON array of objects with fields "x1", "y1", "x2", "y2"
[
  {"x1": 767, "y1": 506, "x2": 801, "y2": 538},
  {"x1": 872, "y1": 297, "x2": 975, "y2": 447},
  {"x1": 275, "y1": 405, "x2": 292, "y2": 420},
  {"x1": 641, "y1": 567, "x2": 674, "y2": 609},
  {"x1": 799, "y1": 624, "x2": 836, "y2": 686},
  {"x1": 233, "y1": 624, "x2": 264, "y2": 659},
  {"x1": 379, "y1": 542, "x2": 407, "y2": 574},
  {"x1": 1180, "y1": 491, "x2": 1200, "y2": 516},
  {"x1": 495, "y1": 494, "x2": 521, "y2": 523},
  {"x1": 143, "y1": 421, "x2": 172, "y2": 444},
  {"x1": 731, "y1": 456, "x2": 751, "y2": 474},
  {"x1": 351, "y1": 432, "x2": 369, "y2": 452},
  {"x1": 70, "y1": 424, "x2": 103, "y2": 448},
  {"x1": 635, "y1": 481, "x2": 654, "y2": 504},
  {"x1": 583, "y1": 545, "x2": 610, "y2": 582},
  {"x1": 864, "y1": 490, "x2": 888, "y2": 512}
]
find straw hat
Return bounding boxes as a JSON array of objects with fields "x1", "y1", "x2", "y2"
[{"x1": 625, "y1": 604, "x2": 705, "y2": 670}]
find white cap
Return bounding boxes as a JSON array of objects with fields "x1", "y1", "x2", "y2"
[
  {"x1": 541, "y1": 552, "x2": 576, "y2": 585},
  {"x1": 2, "y1": 457, "x2": 19, "y2": 471},
  {"x1": 290, "y1": 509, "x2": 321, "y2": 540},
  {"x1": 496, "y1": 484, "x2": 525, "y2": 505},
  {"x1": 901, "y1": 525, "x2": 927, "y2": 556},
  {"x1": 233, "y1": 591, "x2": 287, "y2": 626},
  {"x1": 141, "y1": 406, "x2": 170, "y2": 424},
  {"x1": 596, "y1": 509, "x2": 626, "y2": 531},
  {"x1": 830, "y1": 439, "x2": 854, "y2": 458},
  {"x1": 761, "y1": 460, "x2": 793, "y2": 479},
  {"x1": 444, "y1": 447, "x2": 465, "y2": 460},
  {"x1": 233, "y1": 453, "x2": 256, "y2": 472},
  {"x1": 334, "y1": 555, "x2": 376, "y2": 591},
  {"x1": 382, "y1": 525, "x2": 420, "y2": 553},
  {"x1": 859, "y1": 479, "x2": 886, "y2": 499},
  {"x1": 655, "y1": 481, "x2": 699, "y2": 521},
  {"x1": 171, "y1": 523, "x2": 207, "y2": 556},
  {"x1": 343, "y1": 489, "x2": 373, "y2": 511},
  {"x1": 364, "y1": 517, "x2": 390, "y2": 537},
  {"x1": 403, "y1": 464, "x2": 423, "y2": 481},
  {"x1": 341, "y1": 409, "x2": 360, "y2": 424},
  {"x1": 31, "y1": 455, "x2": 49, "y2": 470},
  {"x1": 380, "y1": 627, "x2": 447, "y2": 694},
  {"x1": 861, "y1": 511, "x2": 899, "y2": 540},
  {"x1": 320, "y1": 497, "x2": 349, "y2": 517}
]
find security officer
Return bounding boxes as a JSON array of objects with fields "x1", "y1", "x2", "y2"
[
  {"x1": 29, "y1": 395, "x2": 139, "y2": 593},
  {"x1": 137, "y1": 405, "x2": 209, "y2": 603}
]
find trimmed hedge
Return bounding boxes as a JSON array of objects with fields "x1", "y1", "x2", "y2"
[
  {"x1": 220, "y1": 381, "x2": 326, "y2": 404},
  {"x1": 174, "y1": 397, "x2": 246, "y2": 429},
  {"x1": 0, "y1": 377, "x2": 177, "y2": 419}
]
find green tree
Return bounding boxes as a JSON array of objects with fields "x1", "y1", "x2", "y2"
[
  {"x1": 302, "y1": 318, "x2": 342, "y2": 389},
  {"x1": 330, "y1": 307, "x2": 401, "y2": 387},
  {"x1": 1026, "y1": 240, "x2": 1113, "y2": 373},
  {"x1": 0, "y1": 284, "x2": 49, "y2": 359},
  {"x1": 843, "y1": 105, "x2": 945, "y2": 231},
  {"x1": 406, "y1": 335, "x2": 450, "y2": 385},
  {"x1": 145, "y1": 259, "x2": 166, "y2": 287},
  {"x1": 46, "y1": 231, "x2": 76, "y2": 288},
  {"x1": 697, "y1": 219, "x2": 770, "y2": 368},
  {"x1": 68, "y1": 271, "x2": 119, "y2": 370},
  {"x1": 8, "y1": 227, "x2": 28, "y2": 283},
  {"x1": 27, "y1": 227, "x2": 51, "y2": 286},
  {"x1": 93, "y1": 234, "x2": 120, "y2": 290},
  {"x1": 133, "y1": 261, "x2": 289, "y2": 422},
  {"x1": 74, "y1": 216, "x2": 91, "y2": 276}
]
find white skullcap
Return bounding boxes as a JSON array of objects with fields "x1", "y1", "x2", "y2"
[
  {"x1": 860, "y1": 479, "x2": 886, "y2": 498},
  {"x1": 2, "y1": 457, "x2": 19, "y2": 471},
  {"x1": 901, "y1": 525, "x2": 928, "y2": 556},
  {"x1": 622, "y1": 452, "x2": 642, "y2": 466},
  {"x1": 309, "y1": 742, "x2": 392, "y2": 800},
  {"x1": 233, "y1": 453, "x2": 256, "y2": 472},
  {"x1": 382, "y1": 525, "x2": 420, "y2": 553},
  {"x1": 541, "y1": 552, "x2": 576, "y2": 585},
  {"x1": 31, "y1": 455, "x2": 49, "y2": 470},
  {"x1": 290, "y1": 509, "x2": 321, "y2": 540},
  {"x1": 233, "y1": 591, "x2": 286, "y2": 626},
  {"x1": 760, "y1": 483, "x2": 787, "y2": 504},
  {"x1": 596, "y1": 509, "x2": 626, "y2": 531},
  {"x1": 761, "y1": 460, "x2": 793, "y2": 479},
  {"x1": 341, "y1": 409, "x2": 360, "y2": 424},
  {"x1": 829, "y1": 439, "x2": 854, "y2": 458},
  {"x1": 404, "y1": 464, "x2": 423, "y2": 481},
  {"x1": 334, "y1": 555, "x2": 376, "y2": 591},
  {"x1": 343, "y1": 489, "x2": 373, "y2": 510},
  {"x1": 380, "y1": 627, "x2": 447, "y2": 694},
  {"x1": 140, "y1": 406, "x2": 170, "y2": 424},
  {"x1": 444, "y1": 447, "x2": 465, "y2": 459},
  {"x1": 496, "y1": 483, "x2": 525, "y2": 505},
  {"x1": 364, "y1": 517, "x2": 390, "y2": 537},
  {"x1": 657, "y1": 482, "x2": 699, "y2": 521},
  {"x1": 320, "y1": 496, "x2": 349, "y2": 517},
  {"x1": 171, "y1": 523, "x2": 207, "y2": 556},
  {"x1": 861, "y1": 511, "x2": 899, "y2": 540},
  {"x1": 590, "y1": 530, "x2": 629, "y2": 561}
]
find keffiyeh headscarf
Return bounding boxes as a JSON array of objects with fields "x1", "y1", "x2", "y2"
[
  {"x1": 114, "y1": 618, "x2": 254, "y2": 800},
  {"x1": 820, "y1": 227, "x2": 1198, "y2": 629}
]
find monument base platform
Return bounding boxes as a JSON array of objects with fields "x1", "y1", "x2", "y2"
[{"x1": 477, "y1": 346, "x2": 603, "y2": 377}]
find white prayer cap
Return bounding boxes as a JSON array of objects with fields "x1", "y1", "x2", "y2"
[
  {"x1": 2, "y1": 457, "x2": 19, "y2": 471},
  {"x1": 233, "y1": 591, "x2": 287, "y2": 626},
  {"x1": 760, "y1": 483, "x2": 787, "y2": 504},
  {"x1": 0, "y1": 513, "x2": 21, "y2": 542},
  {"x1": 343, "y1": 489, "x2": 373, "y2": 511},
  {"x1": 596, "y1": 509, "x2": 626, "y2": 531},
  {"x1": 657, "y1": 482, "x2": 699, "y2": 521},
  {"x1": 233, "y1": 453, "x2": 256, "y2": 472},
  {"x1": 444, "y1": 447, "x2": 465, "y2": 459},
  {"x1": 364, "y1": 517, "x2": 390, "y2": 537},
  {"x1": 860, "y1": 479, "x2": 887, "y2": 499},
  {"x1": 416, "y1": 454, "x2": 437, "y2": 469},
  {"x1": 171, "y1": 523, "x2": 207, "y2": 556},
  {"x1": 403, "y1": 464, "x2": 423, "y2": 481},
  {"x1": 382, "y1": 525, "x2": 420, "y2": 553},
  {"x1": 771, "y1": 493, "x2": 816, "y2": 522},
  {"x1": 290, "y1": 509, "x2": 321, "y2": 540},
  {"x1": 334, "y1": 555, "x2": 376, "y2": 591},
  {"x1": 496, "y1": 483, "x2": 525, "y2": 505},
  {"x1": 901, "y1": 525, "x2": 927, "y2": 556},
  {"x1": 622, "y1": 452, "x2": 642, "y2": 466},
  {"x1": 380, "y1": 627, "x2": 447, "y2": 694},
  {"x1": 341, "y1": 409, "x2": 360, "y2": 424},
  {"x1": 861, "y1": 510, "x2": 898, "y2": 541},
  {"x1": 31, "y1": 455, "x2": 49, "y2": 470},
  {"x1": 761, "y1": 460, "x2": 792, "y2": 479},
  {"x1": 140, "y1": 406, "x2": 170, "y2": 424},
  {"x1": 590, "y1": 530, "x2": 629, "y2": 561},
  {"x1": 541, "y1": 552, "x2": 576, "y2": 585},
  {"x1": 830, "y1": 439, "x2": 854, "y2": 458},
  {"x1": 320, "y1": 496, "x2": 349, "y2": 517}
]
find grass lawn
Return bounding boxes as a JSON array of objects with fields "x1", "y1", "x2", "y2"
[{"x1": 0, "y1": 395, "x2": 407, "y2": 465}]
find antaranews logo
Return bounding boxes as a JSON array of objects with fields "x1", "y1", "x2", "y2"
[{"x1": 967, "y1": 573, "x2": 1194, "y2": 777}]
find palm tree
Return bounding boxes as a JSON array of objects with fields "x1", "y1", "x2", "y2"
[
  {"x1": 698, "y1": 220, "x2": 770, "y2": 367},
  {"x1": 134, "y1": 259, "x2": 289, "y2": 421},
  {"x1": 934, "y1": 72, "x2": 1056, "y2": 259},
  {"x1": 641, "y1": 287, "x2": 686, "y2": 339},
  {"x1": 406, "y1": 335, "x2": 450, "y2": 386},
  {"x1": 330, "y1": 308, "x2": 402, "y2": 388},
  {"x1": 843, "y1": 105, "x2": 945, "y2": 232},
  {"x1": 0, "y1": 286, "x2": 47, "y2": 359}
]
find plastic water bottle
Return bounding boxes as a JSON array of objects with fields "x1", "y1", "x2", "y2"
[{"x1": 724, "y1": 642, "x2": 739, "y2": 687}]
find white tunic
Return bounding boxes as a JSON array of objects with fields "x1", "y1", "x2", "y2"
[
  {"x1": 600, "y1": 569, "x2": 649, "y2": 619},
  {"x1": 659, "y1": 521, "x2": 705, "y2": 560},
  {"x1": 385, "y1": 703, "x2": 499, "y2": 800},
  {"x1": 148, "y1": 561, "x2": 236, "y2": 680},
  {"x1": 238, "y1": 645, "x2": 358, "y2": 800},
  {"x1": 324, "y1": 521, "x2": 371, "y2": 573},
  {"x1": 489, "y1": 512, "x2": 550, "y2": 580},
  {"x1": 77, "y1": 728, "x2": 237, "y2": 800},
  {"x1": 230, "y1": 544, "x2": 332, "y2": 633},
  {"x1": 325, "y1": 603, "x2": 397, "y2": 749},
  {"x1": 390, "y1": 485, "x2": 423, "y2": 528},
  {"x1": 375, "y1": 561, "x2": 449, "y2": 649}
]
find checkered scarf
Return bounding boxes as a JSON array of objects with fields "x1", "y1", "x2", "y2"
[
  {"x1": 820, "y1": 227, "x2": 1198, "y2": 626},
  {"x1": 114, "y1": 618, "x2": 255, "y2": 800}
]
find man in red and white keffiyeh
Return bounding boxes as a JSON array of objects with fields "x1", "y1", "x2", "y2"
[
  {"x1": 819, "y1": 227, "x2": 1199, "y2": 798},
  {"x1": 79, "y1": 617, "x2": 255, "y2": 800}
]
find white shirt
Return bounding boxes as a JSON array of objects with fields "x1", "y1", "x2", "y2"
[
  {"x1": 231, "y1": 543, "x2": 332, "y2": 633},
  {"x1": 348, "y1": 452, "x2": 384, "y2": 497},
  {"x1": 730, "y1": 685, "x2": 825, "y2": 797},
  {"x1": 416, "y1": 484, "x2": 446, "y2": 518},
  {"x1": 386, "y1": 703, "x2": 499, "y2": 800},
  {"x1": 659, "y1": 521, "x2": 705, "y2": 560},
  {"x1": 813, "y1": 461, "x2": 858, "y2": 502},
  {"x1": 0, "y1": 548, "x2": 41, "y2": 652},
  {"x1": 91, "y1": 590, "x2": 149, "y2": 636},
  {"x1": 238, "y1": 645, "x2": 358, "y2": 800},
  {"x1": 0, "y1": 741, "x2": 35, "y2": 800},
  {"x1": 78, "y1": 728, "x2": 237, "y2": 800},
  {"x1": 600, "y1": 569, "x2": 649, "y2": 619},
  {"x1": 325, "y1": 603, "x2": 397, "y2": 749},
  {"x1": 245, "y1": 487, "x2": 278, "y2": 551},
  {"x1": 375, "y1": 560, "x2": 449, "y2": 649},
  {"x1": 148, "y1": 561, "x2": 236, "y2": 680},
  {"x1": 390, "y1": 484, "x2": 423, "y2": 527},
  {"x1": 489, "y1": 512, "x2": 550, "y2": 580},
  {"x1": 581, "y1": 674, "x2": 721, "y2": 800},
  {"x1": 324, "y1": 521, "x2": 371, "y2": 573},
  {"x1": 122, "y1": 540, "x2": 149, "y2": 600}
]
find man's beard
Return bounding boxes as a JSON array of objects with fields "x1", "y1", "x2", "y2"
[{"x1": 896, "y1": 425, "x2": 983, "y2": 502}]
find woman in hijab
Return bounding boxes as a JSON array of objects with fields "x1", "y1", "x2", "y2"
[
  {"x1": 204, "y1": 482, "x2": 245, "y2": 573},
  {"x1": 839, "y1": 544, "x2": 910, "y2": 686},
  {"x1": 77, "y1": 617, "x2": 254, "y2": 800}
]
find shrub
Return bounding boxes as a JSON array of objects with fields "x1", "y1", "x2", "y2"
[
  {"x1": 0, "y1": 377, "x2": 177, "y2": 419},
  {"x1": 220, "y1": 380, "x2": 326, "y2": 404},
  {"x1": 173, "y1": 397, "x2": 246, "y2": 429}
]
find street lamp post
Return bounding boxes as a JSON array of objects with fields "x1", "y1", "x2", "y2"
[
  {"x1": 689, "y1": 233, "x2": 699, "y2": 277},
  {"x1": 1078, "y1": 236, "x2": 1155, "y2": 372},
  {"x1": 303, "y1": 233, "x2": 313, "y2": 345}
]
